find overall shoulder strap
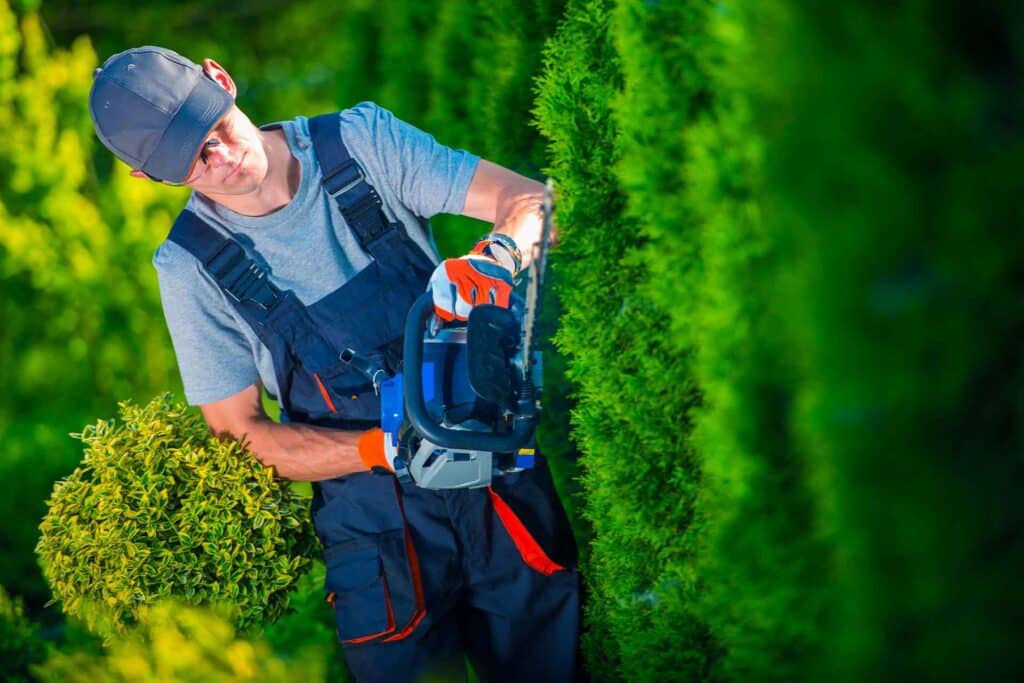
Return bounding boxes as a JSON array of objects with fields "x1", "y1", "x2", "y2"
[
  {"x1": 167, "y1": 209, "x2": 348, "y2": 421},
  {"x1": 307, "y1": 112, "x2": 403, "y2": 256},
  {"x1": 167, "y1": 209, "x2": 283, "y2": 312}
]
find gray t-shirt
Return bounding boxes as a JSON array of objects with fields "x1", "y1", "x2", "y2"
[{"x1": 153, "y1": 102, "x2": 480, "y2": 405}]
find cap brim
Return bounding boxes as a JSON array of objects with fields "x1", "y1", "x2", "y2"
[{"x1": 143, "y1": 76, "x2": 234, "y2": 183}]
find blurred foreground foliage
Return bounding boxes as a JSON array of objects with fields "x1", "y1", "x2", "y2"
[
  {"x1": 36, "y1": 395, "x2": 317, "y2": 634},
  {"x1": 1, "y1": 585, "x2": 46, "y2": 683},
  {"x1": 34, "y1": 600, "x2": 325, "y2": 682}
]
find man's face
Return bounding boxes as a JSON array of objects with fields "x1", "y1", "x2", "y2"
[{"x1": 181, "y1": 105, "x2": 270, "y2": 196}]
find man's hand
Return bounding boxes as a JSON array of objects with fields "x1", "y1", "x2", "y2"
[{"x1": 429, "y1": 255, "x2": 514, "y2": 322}]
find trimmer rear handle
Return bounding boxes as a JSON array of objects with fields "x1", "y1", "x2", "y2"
[{"x1": 403, "y1": 292, "x2": 535, "y2": 452}]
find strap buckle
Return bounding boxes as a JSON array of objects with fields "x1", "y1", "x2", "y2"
[
  {"x1": 205, "y1": 241, "x2": 281, "y2": 311},
  {"x1": 322, "y1": 158, "x2": 364, "y2": 196},
  {"x1": 226, "y1": 263, "x2": 280, "y2": 310}
]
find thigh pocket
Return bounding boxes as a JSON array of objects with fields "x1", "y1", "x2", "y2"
[{"x1": 325, "y1": 529, "x2": 426, "y2": 645}]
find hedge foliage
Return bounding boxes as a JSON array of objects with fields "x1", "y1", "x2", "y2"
[
  {"x1": 539, "y1": 0, "x2": 1024, "y2": 680},
  {"x1": 0, "y1": 0, "x2": 187, "y2": 611},
  {"x1": 533, "y1": 2, "x2": 623, "y2": 676},
  {"x1": 535, "y1": 1, "x2": 709, "y2": 678},
  {"x1": 34, "y1": 600, "x2": 325, "y2": 682},
  {"x1": 36, "y1": 395, "x2": 318, "y2": 634},
  {"x1": 681, "y1": 3, "x2": 831, "y2": 679}
]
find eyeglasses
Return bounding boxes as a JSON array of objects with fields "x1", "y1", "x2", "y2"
[
  {"x1": 141, "y1": 125, "x2": 225, "y2": 186},
  {"x1": 187, "y1": 137, "x2": 223, "y2": 182}
]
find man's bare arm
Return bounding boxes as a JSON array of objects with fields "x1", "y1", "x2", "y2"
[
  {"x1": 461, "y1": 160, "x2": 548, "y2": 266},
  {"x1": 201, "y1": 382, "x2": 367, "y2": 482}
]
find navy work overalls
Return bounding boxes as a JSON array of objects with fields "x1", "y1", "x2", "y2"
[{"x1": 167, "y1": 113, "x2": 581, "y2": 682}]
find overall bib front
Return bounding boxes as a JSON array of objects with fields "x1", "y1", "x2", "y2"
[{"x1": 168, "y1": 113, "x2": 581, "y2": 683}]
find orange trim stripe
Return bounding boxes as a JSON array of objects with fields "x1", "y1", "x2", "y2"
[
  {"x1": 487, "y1": 487, "x2": 565, "y2": 576},
  {"x1": 384, "y1": 480, "x2": 427, "y2": 642},
  {"x1": 313, "y1": 372, "x2": 338, "y2": 413},
  {"x1": 383, "y1": 521, "x2": 427, "y2": 641},
  {"x1": 342, "y1": 575, "x2": 397, "y2": 645},
  {"x1": 384, "y1": 604, "x2": 426, "y2": 642}
]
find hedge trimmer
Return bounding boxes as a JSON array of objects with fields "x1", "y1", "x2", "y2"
[{"x1": 344, "y1": 179, "x2": 555, "y2": 489}]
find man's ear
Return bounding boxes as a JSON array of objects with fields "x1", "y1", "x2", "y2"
[{"x1": 201, "y1": 58, "x2": 238, "y2": 99}]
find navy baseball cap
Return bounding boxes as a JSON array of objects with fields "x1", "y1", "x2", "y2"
[{"x1": 89, "y1": 46, "x2": 233, "y2": 183}]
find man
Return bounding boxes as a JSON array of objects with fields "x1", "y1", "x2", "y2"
[{"x1": 88, "y1": 46, "x2": 580, "y2": 682}]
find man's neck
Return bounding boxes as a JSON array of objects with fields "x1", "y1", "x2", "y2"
[{"x1": 203, "y1": 128, "x2": 299, "y2": 217}]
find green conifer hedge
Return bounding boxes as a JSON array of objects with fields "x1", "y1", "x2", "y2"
[
  {"x1": 536, "y1": 1, "x2": 709, "y2": 678},
  {"x1": 540, "y1": 0, "x2": 1024, "y2": 679},
  {"x1": 760, "y1": 3, "x2": 1024, "y2": 679},
  {"x1": 682, "y1": 2, "x2": 831, "y2": 677}
]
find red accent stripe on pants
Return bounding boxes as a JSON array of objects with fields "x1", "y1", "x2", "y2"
[{"x1": 487, "y1": 486, "x2": 565, "y2": 576}]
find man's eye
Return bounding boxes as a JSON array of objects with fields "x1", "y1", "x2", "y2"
[{"x1": 199, "y1": 139, "x2": 221, "y2": 163}]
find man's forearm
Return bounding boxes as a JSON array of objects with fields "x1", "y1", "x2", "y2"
[
  {"x1": 236, "y1": 418, "x2": 367, "y2": 482},
  {"x1": 462, "y1": 160, "x2": 549, "y2": 269},
  {"x1": 491, "y1": 183, "x2": 546, "y2": 269}
]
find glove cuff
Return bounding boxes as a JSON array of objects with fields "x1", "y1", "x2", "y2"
[
  {"x1": 471, "y1": 233, "x2": 522, "y2": 280},
  {"x1": 357, "y1": 428, "x2": 392, "y2": 472}
]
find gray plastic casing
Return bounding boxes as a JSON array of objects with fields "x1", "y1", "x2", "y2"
[{"x1": 407, "y1": 438, "x2": 494, "y2": 489}]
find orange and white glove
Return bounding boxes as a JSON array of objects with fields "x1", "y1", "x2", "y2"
[
  {"x1": 428, "y1": 255, "x2": 514, "y2": 322},
  {"x1": 429, "y1": 234, "x2": 521, "y2": 322},
  {"x1": 357, "y1": 428, "x2": 399, "y2": 473}
]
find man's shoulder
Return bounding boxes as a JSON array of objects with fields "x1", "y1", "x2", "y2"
[
  {"x1": 152, "y1": 193, "x2": 233, "y2": 273},
  {"x1": 152, "y1": 235, "x2": 196, "y2": 278},
  {"x1": 151, "y1": 228, "x2": 228, "y2": 312},
  {"x1": 337, "y1": 101, "x2": 399, "y2": 138},
  {"x1": 152, "y1": 204, "x2": 206, "y2": 278},
  {"x1": 292, "y1": 101, "x2": 384, "y2": 129},
  {"x1": 340, "y1": 100, "x2": 385, "y2": 119}
]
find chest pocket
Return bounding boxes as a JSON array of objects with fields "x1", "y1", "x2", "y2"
[{"x1": 283, "y1": 257, "x2": 419, "y2": 425}]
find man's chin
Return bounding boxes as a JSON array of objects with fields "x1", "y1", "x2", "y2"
[{"x1": 237, "y1": 163, "x2": 270, "y2": 191}]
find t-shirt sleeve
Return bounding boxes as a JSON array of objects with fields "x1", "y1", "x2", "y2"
[
  {"x1": 340, "y1": 102, "x2": 480, "y2": 219},
  {"x1": 153, "y1": 240, "x2": 261, "y2": 406}
]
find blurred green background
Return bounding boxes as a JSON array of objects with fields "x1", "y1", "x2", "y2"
[{"x1": 2, "y1": 0, "x2": 1023, "y2": 680}]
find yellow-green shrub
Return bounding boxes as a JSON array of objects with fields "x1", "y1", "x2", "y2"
[
  {"x1": 36, "y1": 395, "x2": 317, "y2": 634},
  {"x1": 34, "y1": 600, "x2": 325, "y2": 683}
]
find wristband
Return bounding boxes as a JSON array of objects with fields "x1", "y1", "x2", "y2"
[{"x1": 471, "y1": 233, "x2": 523, "y2": 280}]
